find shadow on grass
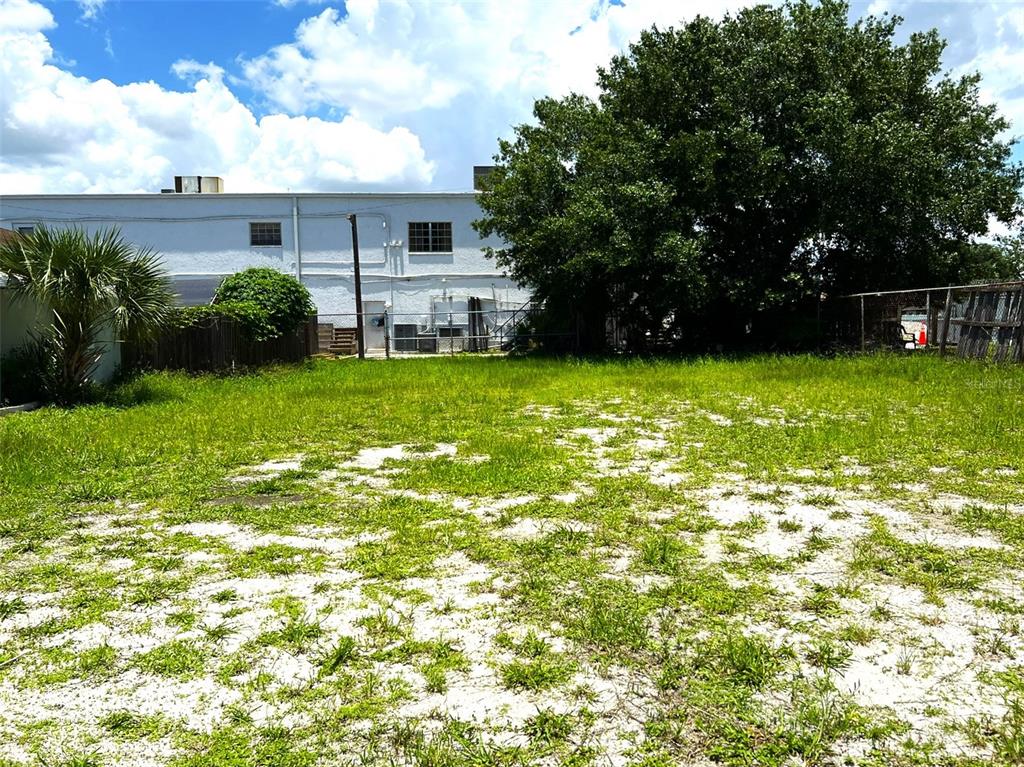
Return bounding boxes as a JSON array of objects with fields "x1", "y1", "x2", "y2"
[{"x1": 97, "y1": 375, "x2": 186, "y2": 409}]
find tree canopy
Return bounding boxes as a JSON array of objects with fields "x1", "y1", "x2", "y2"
[{"x1": 474, "y1": 0, "x2": 1023, "y2": 350}]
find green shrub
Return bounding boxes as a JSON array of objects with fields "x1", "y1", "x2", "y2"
[
  {"x1": 173, "y1": 300, "x2": 274, "y2": 340},
  {"x1": 213, "y1": 268, "x2": 314, "y2": 340},
  {"x1": 1, "y1": 338, "x2": 79, "y2": 406},
  {"x1": 1, "y1": 343, "x2": 44, "y2": 405}
]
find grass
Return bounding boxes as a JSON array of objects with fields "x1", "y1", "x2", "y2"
[
  {"x1": 0, "y1": 354, "x2": 1021, "y2": 766},
  {"x1": 134, "y1": 640, "x2": 207, "y2": 678}
]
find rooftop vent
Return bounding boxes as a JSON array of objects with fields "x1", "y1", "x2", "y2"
[
  {"x1": 473, "y1": 166, "x2": 495, "y2": 191},
  {"x1": 168, "y1": 175, "x2": 224, "y2": 194}
]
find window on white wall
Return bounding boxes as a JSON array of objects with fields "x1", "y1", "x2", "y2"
[
  {"x1": 408, "y1": 222, "x2": 452, "y2": 253},
  {"x1": 13, "y1": 223, "x2": 35, "y2": 234},
  {"x1": 249, "y1": 222, "x2": 282, "y2": 247}
]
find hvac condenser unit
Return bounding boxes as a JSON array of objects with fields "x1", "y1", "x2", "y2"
[{"x1": 173, "y1": 176, "x2": 224, "y2": 194}]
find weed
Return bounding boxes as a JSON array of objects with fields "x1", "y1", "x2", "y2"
[
  {"x1": 320, "y1": 636, "x2": 359, "y2": 676},
  {"x1": 805, "y1": 636, "x2": 853, "y2": 673},
  {"x1": 837, "y1": 623, "x2": 877, "y2": 645},
  {"x1": 500, "y1": 656, "x2": 575, "y2": 691},
  {"x1": 995, "y1": 697, "x2": 1024, "y2": 763},
  {"x1": 357, "y1": 607, "x2": 406, "y2": 645},
  {"x1": 639, "y1": 533, "x2": 690, "y2": 575},
  {"x1": 203, "y1": 621, "x2": 236, "y2": 644},
  {"x1": 801, "y1": 584, "x2": 843, "y2": 617},
  {"x1": 699, "y1": 631, "x2": 787, "y2": 689},
  {"x1": 99, "y1": 710, "x2": 169, "y2": 739},
  {"x1": 134, "y1": 640, "x2": 206, "y2": 678},
  {"x1": 524, "y1": 709, "x2": 573, "y2": 744},
  {"x1": 260, "y1": 613, "x2": 323, "y2": 653},
  {"x1": 0, "y1": 597, "x2": 28, "y2": 620},
  {"x1": 896, "y1": 645, "x2": 916, "y2": 675},
  {"x1": 804, "y1": 492, "x2": 837, "y2": 508}
]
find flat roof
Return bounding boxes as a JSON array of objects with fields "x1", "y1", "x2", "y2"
[{"x1": 0, "y1": 191, "x2": 480, "y2": 201}]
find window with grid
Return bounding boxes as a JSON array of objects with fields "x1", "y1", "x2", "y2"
[
  {"x1": 407, "y1": 221, "x2": 453, "y2": 253},
  {"x1": 249, "y1": 222, "x2": 282, "y2": 247}
]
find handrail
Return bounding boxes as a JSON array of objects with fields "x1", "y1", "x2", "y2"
[{"x1": 493, "y1": 298, "x2": 539, "y2": 336}]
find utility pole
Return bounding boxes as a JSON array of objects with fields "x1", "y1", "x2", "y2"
[{"x1": 347, "y1": 214, "x2": 365, "y2": 360}]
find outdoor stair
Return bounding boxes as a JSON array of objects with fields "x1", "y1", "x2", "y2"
[{"x1": 328, "y1": 327, "x2": 359, "y2": 356}]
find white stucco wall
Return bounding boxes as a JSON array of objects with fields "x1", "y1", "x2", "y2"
[
  {"x1": 0, "y1": 193, "x2": 531, "y2": 326},
  {"x1": 0, "y1": 290, "x2": 43, "y2": 357},
  {"x1": 0, "y1": 290, "x2": 120, "y2": 384}
]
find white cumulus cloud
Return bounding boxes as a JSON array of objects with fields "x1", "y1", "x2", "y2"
[
  {"x1": 240, "y1": 0, "x2": 751, "y2": 188},
  {"x1": 243, "y1": 0, "x2": 748, "y2": 121}
]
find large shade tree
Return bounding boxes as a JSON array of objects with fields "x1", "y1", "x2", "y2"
[
  {"x1": 0, "y1": 227, "x2": 175, "y2": 403},
  {"x1": 474, "y1": 0, "x2": 1023, "y2": 350}
]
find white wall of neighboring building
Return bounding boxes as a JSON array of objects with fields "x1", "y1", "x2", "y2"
[
  {"x1": 0, "y1": 290, "x2": 120, "y2": 387},
  {"x1": 0, "y1": 193, "x2": 530, "y2": 328},
  {"x1": 0, "y1": 290, "x2": 43, "y2": 358}
]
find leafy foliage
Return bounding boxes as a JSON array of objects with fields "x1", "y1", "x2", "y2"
[
  {"x1": 173, "y1": 300, "x2": 275, "y2": 340},
  {"x1": 475, "y1": 0, "x2": 1023, "y2": 350},
  {"x1": 0, "y1": 226, "x2": 174, "y2": 403},
  {"x1": 213, "y1": 268, "x2": 314, "y2": 341},
  {"x1": 0, "y1": 341, "x2": 52, "y2": 406}
]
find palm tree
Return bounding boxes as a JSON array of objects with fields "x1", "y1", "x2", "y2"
[{"x1": 0, "y1": 226, "x2": 174, "y2": 403}]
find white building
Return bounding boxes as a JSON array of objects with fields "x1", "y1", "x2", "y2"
[{"x1": 0, "y1": 176, "x2": 530, "y2": 355}]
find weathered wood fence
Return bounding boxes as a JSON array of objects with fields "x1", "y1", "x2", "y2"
[
  {"x1": 125, "y1": 316, "x2": 319, "y2": 373},
  {"x1": 948, "y1": 284, "x2": 1024, "y2": 362}
]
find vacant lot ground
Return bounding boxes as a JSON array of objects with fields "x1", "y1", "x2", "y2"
[{"x1": 0, "y1": 355, "x2": 1022, "y2": 766}]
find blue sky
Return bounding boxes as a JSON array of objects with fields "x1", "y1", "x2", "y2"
[
  {"x1": 2, "y1": 0, "x2": 1023, "y2": 197},
  {"x1": 43, "y1": 1, "x2": 314, "y2": 100}
]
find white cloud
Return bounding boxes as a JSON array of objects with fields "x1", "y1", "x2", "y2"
[
  {"x1": 240, "y1": 0, "x2": 750, "y2": 187},
  {"x1": 77, "y1": 0, "x2": 106, "y2": 22},
  {"x1": 0, "y1": 2, "x2": 434, "y2": 193},
  {"x1": 0, "y1": 0, "x2": 54, "y2": 33},
  {"x1": 243, "y1": 0, "x2": 746, "y2": 121}
]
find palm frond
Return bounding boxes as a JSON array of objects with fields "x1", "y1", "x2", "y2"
[{"x1": 0, "y1": 225, "x2": 175, "y2": 402}]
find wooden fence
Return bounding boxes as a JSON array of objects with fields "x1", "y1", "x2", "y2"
[
  {"x1": 125, "y1": 316, "x2": 319, "y2": 373},
  {"x1": 946, "y1": 284, "x2": 1024, "y2": 362}
]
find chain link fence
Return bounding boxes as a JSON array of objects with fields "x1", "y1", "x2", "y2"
[
  {"x1": 829, "y1": 281, "x2": 1024, "y2": 360},
  {"x1": 313, "y1": 301, "x2": 571, "y2": 357}
]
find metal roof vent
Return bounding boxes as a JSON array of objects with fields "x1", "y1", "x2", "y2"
[
  {"x1": 172, "y1": 176, "x2": 224, "y2": 193},
  {"x1": 473, "y1": 166, "x2": 495, "y2": 191}
]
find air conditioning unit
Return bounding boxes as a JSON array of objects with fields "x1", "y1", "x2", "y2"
[{"x1": 173, "y1": 175, "x2": 224, "y2": 193}]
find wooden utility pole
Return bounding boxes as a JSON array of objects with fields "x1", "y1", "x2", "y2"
[{"x1": 347, "y1": 214, "x2": 365, "y2": 360}]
